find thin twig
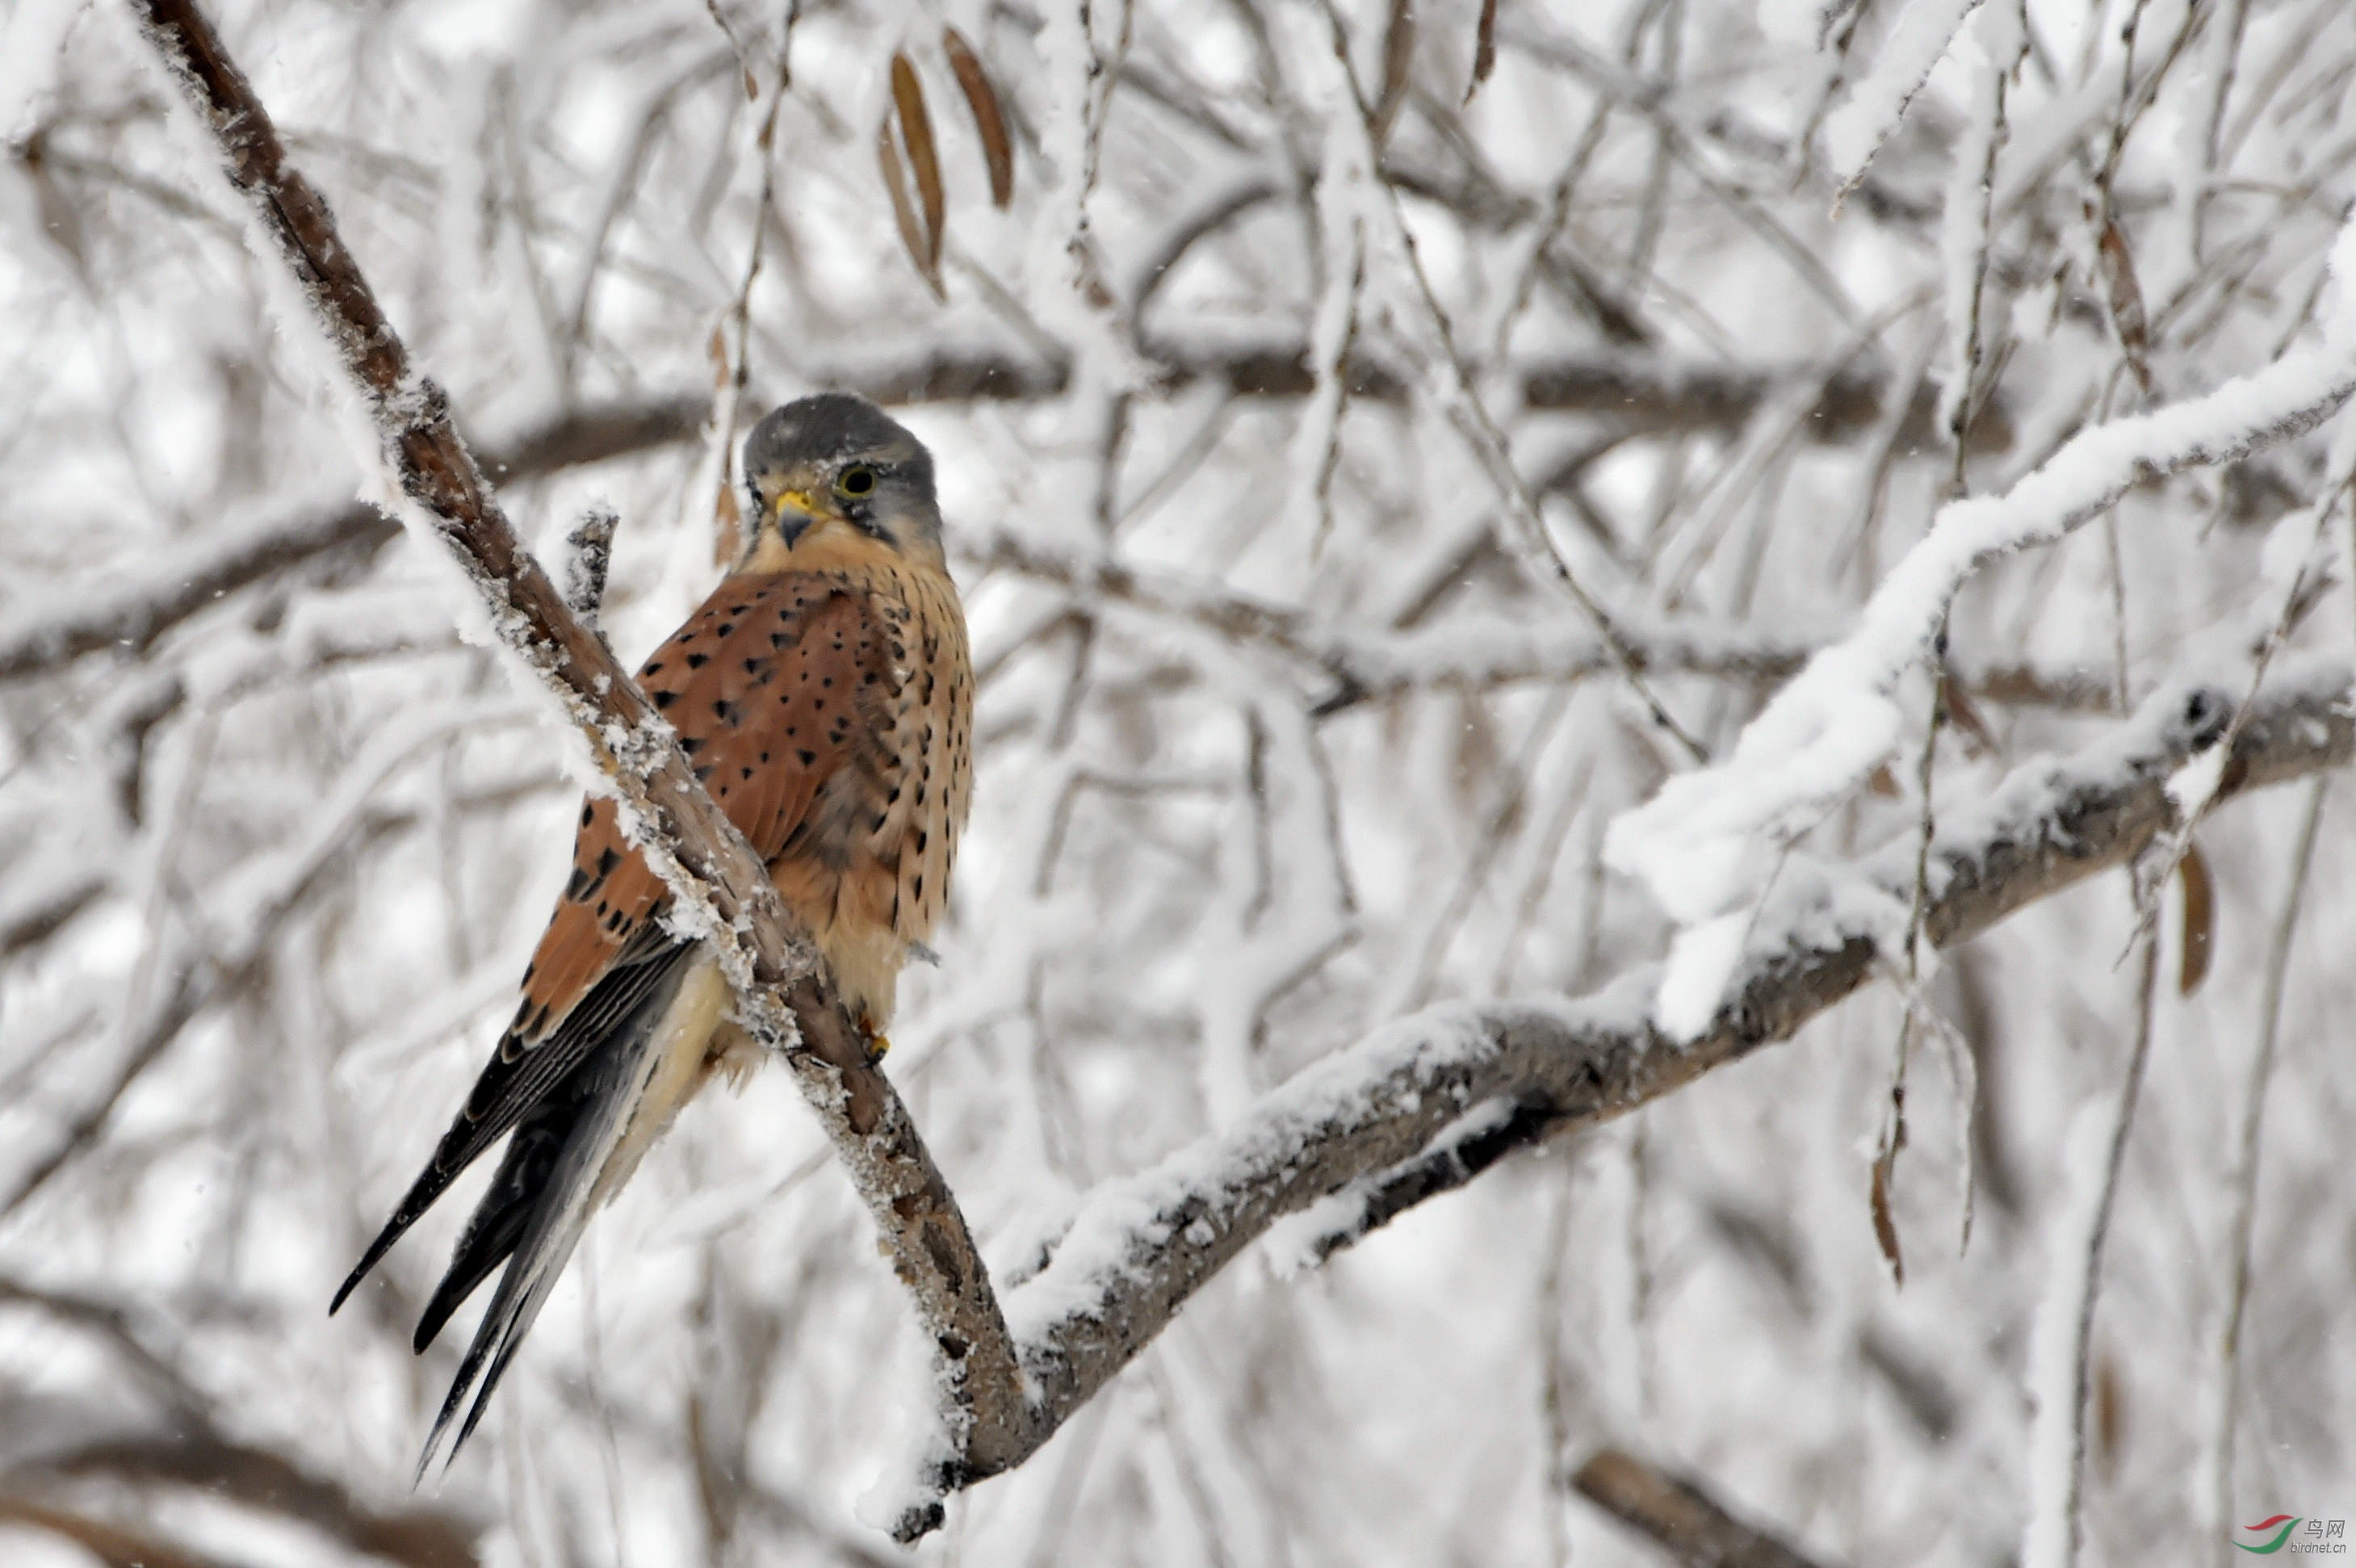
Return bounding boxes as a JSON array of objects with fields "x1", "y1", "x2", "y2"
[{"x1": 2207, "y1": 775, "x2": 2329, "y2": 1563}]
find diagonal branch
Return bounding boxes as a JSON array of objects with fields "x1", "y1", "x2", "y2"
[
  {"x1": 889, "y1": 661, "x2": 2350, "y2": 1524},
  {"x1": 127, "y1": 0, "x2": 1025, "y2": 1503}
]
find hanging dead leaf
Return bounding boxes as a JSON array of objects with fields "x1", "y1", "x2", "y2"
[
  {"x1": 1870, "y1": 1141, "x2": 1905, "y2": 1287},
  {"x1": 1871, "y1": 1082, "x2": 1907, "y2": 1287},
  {"x1": 2094, "y1": 1352, "x2": 2128, "y2": 1475},
  {"x1": 2177, "y1": 841, "x2": 2215, "y2": 996},
  {"x1": 943, "y1": 27, "x2": 1014, "y2": 208},
  {"x1": 891, "y1": 52, "x2": 946, "y2": 274},
  {"x1": 877, "y1": 116, "x2": 945, "y2": 300},
  {"x1": 1465, "y1": 0, "x2": 1499, "y2": 106},
  {"x1": 1866, "y1": 762, "x2": 1902, "y2": 797},
  {"x1": 2088, "y1": 199, "x2": 2153, "y2": 396}
]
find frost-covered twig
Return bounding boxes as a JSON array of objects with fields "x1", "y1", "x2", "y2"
[
  {"x1": 1570, "y1": 1447, "x2": 1830, "y2": 1568},
  {"x1": 0, "y1": 350, "x2": 2002, "y2": 690},
  {"x1": 2207, "y1": 775, "x2": 2328, "y2": 1561},
  {"x1": 1608, "y1": 216, "x2": 2356, "y2": 955},
  {"x1": 883, "y1": 662, "x2": 2352, "y2": 1527},
  {"x1": 1300, "y1": 7, "x2": 1703, "y2": 761},
  {"x1": 1937, "y1": 1, "x2": 2019, "y2": 466},
  {"x1": 2023, "y1": 928, "x2": 2159, "y2": 1568},
  {"x1": 1823, "y1": 0, "x2": 1985, "y2": 195},
  {"x1": 127, "y1": 0, "x2": 1024, "y2": 1509},
  {"x1": 967, "y1": 526, "x2": 2119, "y2": 714},
  {"x1": 0, "y1": 396, "x2": 702, "y2": 686}
]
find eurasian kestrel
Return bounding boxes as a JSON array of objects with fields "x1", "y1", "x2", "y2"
[{"x1": 332, "y1": 393, "x2": 974, "y2": 1463}]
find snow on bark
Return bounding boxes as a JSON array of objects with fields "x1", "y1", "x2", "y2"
[
  {"x1": 1935, "y1": 0, "x2": 2019, "y2": 441},
  {"x1": 1821, "y1": 0, "x2": 1985, "y2": 189},
  {"x1": 1608, "y1": 213, "x2": 2356, "y2": 1035}
]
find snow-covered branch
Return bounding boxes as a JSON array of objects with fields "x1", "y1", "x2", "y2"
[
  {"x1": 1608, "y1": 218, "x2": 2356, "y2": 979},
  {"x1": 889, "y1": 660, "x2": 2351, "y2": 1522},
  {"x1": 127, "y1": 0, "x2": 1025, "y2": 1497}
]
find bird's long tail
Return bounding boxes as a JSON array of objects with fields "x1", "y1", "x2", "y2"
[{"x1": 413, "y1": 958, "x2": 694, "y2": 1476}]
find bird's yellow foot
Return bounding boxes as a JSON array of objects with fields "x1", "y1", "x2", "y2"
[{"x1": 859, "y1": 1018, "x2": 892, "y2": 1063}]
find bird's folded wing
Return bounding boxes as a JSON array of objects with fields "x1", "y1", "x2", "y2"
[{"x1": 335, "y1": 573, "x2": 898, "y2": 1308}]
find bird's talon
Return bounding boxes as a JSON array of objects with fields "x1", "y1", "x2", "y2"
[{"x1": 862, "y1": 1025, "x2": 892, "y2": 1063}]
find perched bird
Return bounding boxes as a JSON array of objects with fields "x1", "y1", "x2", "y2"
[{"x1": 331, "y1": 393, "x2": 974, "y2": 1465}]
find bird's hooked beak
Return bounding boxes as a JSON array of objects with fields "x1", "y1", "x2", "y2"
[{"x1": 769, "y1": 488, "x2": 824, "y2": 549}]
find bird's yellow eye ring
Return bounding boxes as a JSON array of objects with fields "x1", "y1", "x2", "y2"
[{"x1": 836, "y1": 464, "x2": 878, "y2": 498}]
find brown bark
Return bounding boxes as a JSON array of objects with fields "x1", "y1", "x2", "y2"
[{"x1": 128, "y1": 0, "x2": 1027, "y2": 1512}]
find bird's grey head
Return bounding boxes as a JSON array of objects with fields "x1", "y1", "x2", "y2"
[{"x1": 740, "y1": 393, "x2": 942, "y2": 564}]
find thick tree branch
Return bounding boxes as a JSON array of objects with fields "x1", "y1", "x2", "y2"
[
  {"x1": 895, "y1": 662, "x2": 2349, "y2": 1524},
  {"x1": 128, "y1": 0, "x2": 1025, "y2": 1507}
]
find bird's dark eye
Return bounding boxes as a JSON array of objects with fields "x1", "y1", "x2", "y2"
[{"x1": 836, "y1": 464, "x2": 878, "y2": 498}]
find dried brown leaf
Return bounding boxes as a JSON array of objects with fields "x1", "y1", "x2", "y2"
[
  {"x1": 2178, "y1": 841, "x2": 2215, "y2": 996},
  {"x1": 1869, "y1": 1142, "x2": 1905, "y2": 1287},
  {"x1": 891, "y1": 52, "x2": 946, "y2": 274},
  {"x1": 1871, "y1": 1082, "x2": 1908, "y2": 1287},
  {"x1": 2090, "y1": 201, "x2": 2153, "y2": 395},
  {"x1": 877, "y1": 115, "x2": 945, "y2": 300},
  {"x1": 2094, "y1": 1352, "x2": 2128, "y2": 1474},
  {"x1": 944, "y1": 27, "x2": 1014, "y2": 208},
  {"x1": 1465, "y1": 0, "x2": 1499, "y2": 106}
]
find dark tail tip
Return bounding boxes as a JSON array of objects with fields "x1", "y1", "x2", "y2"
[
  {"x1": 330, "y1": 1222, "x2": 405, "y2": 1318},
  {"x1": 329, "y1": 1259, "x2": 368, "y2": 1317}
]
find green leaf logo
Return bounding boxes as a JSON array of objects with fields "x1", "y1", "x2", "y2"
[{"x1": 2236, "y1": 1516, "x2": 2301, "y2": 1555}]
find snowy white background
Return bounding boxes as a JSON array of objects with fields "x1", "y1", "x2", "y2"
[{"x1": 2, "y1": 0, "x2": 2354, "y2": 1563}]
